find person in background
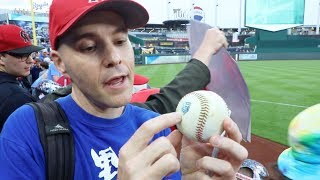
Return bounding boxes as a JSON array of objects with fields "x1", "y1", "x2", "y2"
[
  {"x1": 30, "y1": 58, "x2": 43, "y2": 83},
  {"x1": 43, "y1": 56, "x2": 51, "y2": 63},
  {"x1": 39, "y1": 61, "x2": 49, "y2": 77},
  {"x1": 17, "y1": 75, "x2": 33, "y2": 93},
  {"x1": 132, "y1": 73, "x2": 150, "y2": 93},
  {"x1": 0, "y1": 0, "x2": 247, "y2": 179},
  {"x1": 41, "y1": 47, "x2": 61, "y2": 82},
  {"x1": 38, "y1": 48, "x2": 49, "y2": 61},
  {"x1": 31, "y1": 61, "x2": 50, "y2": 99},
  {"x1": 130, "y1": 73, "x2": 160, "y2": 103},
  {"x1": 46, "y1": 60, "x2": 61, "y2": 82},
  {"x1": 0, "y1": 24, "x2": 43, "y2": 129}
]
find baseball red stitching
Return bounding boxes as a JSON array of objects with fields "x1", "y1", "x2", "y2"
[{"x1": 193, "y1": 92, "x2": 210, "y2": 142}]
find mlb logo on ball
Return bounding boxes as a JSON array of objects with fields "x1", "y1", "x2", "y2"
[
  {"x1": 181, "y1": 102, "x2": 191, "y2": 114},
  {"x1": 193, "y1": 6, "x2": 204, "y2": 22}
]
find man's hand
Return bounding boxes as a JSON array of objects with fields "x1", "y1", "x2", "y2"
[
  {"x1": 180, "y1": 117, "x2": 248, "y2": 180},
  {"x1": 117, "y1": 112, "x2": 183, "y2": 179},
  {"x1": 193, "y1": 28, "x2": 228, "y2": 66}
]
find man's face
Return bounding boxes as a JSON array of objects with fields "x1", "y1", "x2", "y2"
[
  {"x1": 55, "y1": 10, "x2": 135, "y2": 111},
  {"x1": 0, "y1": 53, "x2": 33, "y2": 77}
]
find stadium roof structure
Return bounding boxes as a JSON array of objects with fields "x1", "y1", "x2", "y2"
[
  {"x1": 163, "y1": 20, "x2": 190, "y2": 30},
  {"x1": 128, "y1": 34, "x2": 144, "y2": 45},
  {"x1": 143, "y1": 23, "x2": 166, "y2": 29},
  {"x1": 132, "y1": 23, "x2": 167, "y2": 33}
]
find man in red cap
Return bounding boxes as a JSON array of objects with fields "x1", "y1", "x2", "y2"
[
  {"x1": 0, "y1": 24, "x2": 43, "y2": 127},
  {"x1": 133, "y1": 73, "x2": 150, "y2": 92},
  {"x1": 0, "y1": 0, "x2": 247, "y2": 179}
]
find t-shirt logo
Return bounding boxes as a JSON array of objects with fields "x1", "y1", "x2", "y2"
[
  {"x1": 20, "y1": 30, "x2": 30, "y2": 43},
  {"x1": 91, "y1": 147, "x2": 119, "y2": 180}
]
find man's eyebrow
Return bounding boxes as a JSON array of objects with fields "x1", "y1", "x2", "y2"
[
  {"x1": 113, "y1": 25, "x2": 128, "y2": 35},
  {"x1": 72, "y1": 33, "x2": 96, "y2": 41},
  {"x1": 71, "y1": 26, "x2": 128, "y2": 41}
]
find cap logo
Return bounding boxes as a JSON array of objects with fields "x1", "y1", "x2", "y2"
[
  {"x1": 20, "y1": 30, "x2": 30, "y2": 43},
  {"x1": 88, "y1": 0, "x2": 107, "y2": 3}
]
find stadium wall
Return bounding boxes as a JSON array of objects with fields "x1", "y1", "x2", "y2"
[
  {"x1": 245, "y1": 30, "x2": 320, "y2": 53},
  {"x1": 144, "y1": 55, "x2": 191, "y2": 64},
  {"x1": 233, "y1": 52, "x2": 320, "y2": 60},
  {"x1": 256, "y1": 52, "x2": 320, "y2": 60},
  {"x1": 135, "y1": 52, "x2": 320, "y2": 64},
  {"x1": 135, "y1": 54, "x2": 191, "y2": 65}
]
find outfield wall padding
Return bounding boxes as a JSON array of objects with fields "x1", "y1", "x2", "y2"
[
  {"x1": 232, "y1": 52, "x2": 320, "y2": 60},
  {"x1": 257, "y1": 52, "x2": 320, "y2": 60}
]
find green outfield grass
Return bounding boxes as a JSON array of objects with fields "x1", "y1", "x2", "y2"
[{"x1": 135, "y1": 60, "x2": 320, "y2": 145}]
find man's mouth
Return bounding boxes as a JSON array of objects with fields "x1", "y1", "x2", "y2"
[{"x1": 106, "y1": 76, "x2": 126, "y2": 87}]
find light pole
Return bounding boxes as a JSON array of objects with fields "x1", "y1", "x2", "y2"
[
  {"x1": 316, "y1": 0, "x2": 320, "y2": 34},
  {"x1": 167, "y1": 0, "x2": 171, "y2": 20},
  {"x1": 238, "y1": 0, "x2": 243, "y2": 33},
  {"x1": 214, "y1": 0, "x2": 218, "y2": 27},
  {"x1": 29, "y1": 0, "x2": 37, "y2": 45}
]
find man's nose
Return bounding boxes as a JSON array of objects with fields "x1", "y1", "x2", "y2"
[{"x1": 102, "y1": 48, "x2": 122, "y2": 68}]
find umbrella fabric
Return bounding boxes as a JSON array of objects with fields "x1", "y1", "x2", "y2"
[{"x1": 188, "y1": 20, "x2": 251, "y2": 141}]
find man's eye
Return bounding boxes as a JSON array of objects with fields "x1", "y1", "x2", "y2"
[
  {"x1": 116, "y1": 39, "x2": 127, "y2": 46},
  {"x1": 81, "y1": 45, "x2": 96, "y2": 52}
]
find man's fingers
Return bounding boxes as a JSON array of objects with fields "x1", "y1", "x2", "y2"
[
  {"x1": 223, "y1": 38, "x2": 229, "y2": 49},
  {"x1": 223, "y1": 117, "x2": 243, "y2": 143},
  {"x1": 218, "y1": 33, "x2": 228, "y2": 49},
  {"x1": 167, "y1": 129, "x2": 183, "y2": 155},
  {"x1": 121, "y1": 112, "x2": 182, "y2": 158},
  {"x1": 137, "y1": 136, "x2": 177, "y2": 166},
  {"x1": 134, "y1": 130, "x2": 182, "y2": 168},
  {"x1": 210, "y1": 29, "x2": 228, "y2": 54},
  {"x1": 148, "y1": 153, "x2": 180, "y2": 179},
  {"x1": 192, "y1": 172, "x2": 212, "y2": 180},
  {"x1": 209, "y1": 135, "x2": 248, "y2": 166},
  {"x1": 196, "y1": 156, "x2": 235, "y2": 179}
]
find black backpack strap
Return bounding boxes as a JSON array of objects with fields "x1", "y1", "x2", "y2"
[{"x1": 29, "y1": 101, "x2": 74, "y2": 180}]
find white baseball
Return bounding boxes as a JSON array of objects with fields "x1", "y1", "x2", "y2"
[{"x1": 176, "y1": 90, "x2": 230, "y2": 142}]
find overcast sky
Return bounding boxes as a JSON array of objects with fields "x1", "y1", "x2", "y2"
[
  {"x1": 0, "y1": 0, "x2": 318, "y2": 27},
  {"x1": 0, "y1": 0, "x2": 38, "y2": 9},
  {"x1": 0, "y1": 0, "x2": 243, "y2": 27}
]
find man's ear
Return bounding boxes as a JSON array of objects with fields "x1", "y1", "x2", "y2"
[
  {"x1": 0, "y1": 54, "x2": 6, "y2": 66},
  {"x1": 51, "y1": 50, "x2": 67, "y2": 76}
]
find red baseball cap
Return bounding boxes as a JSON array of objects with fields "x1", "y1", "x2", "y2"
[
  {"x1": 0, "y1": 24, "x2": 44, "y2": 54},
  {"x1": 134, "y1": 73, "x2": 149, "y2": 85},
  {"x1": 49, "y1": 0, "x2": 149, "y2": 50}
]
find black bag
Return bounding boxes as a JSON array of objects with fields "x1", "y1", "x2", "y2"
[{"x1": 28, "y1": 101, "x2": 74, "y2": 180}]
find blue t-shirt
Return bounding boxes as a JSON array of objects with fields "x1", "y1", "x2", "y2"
[{"x1": 0, "y1": 95, "x2": 181, "y2": 179}]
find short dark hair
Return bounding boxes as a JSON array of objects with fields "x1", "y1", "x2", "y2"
[{"x1": 40, "y1": 61, "x2": 49, "y2": 69}]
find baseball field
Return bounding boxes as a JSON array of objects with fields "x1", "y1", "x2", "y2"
[{"x1": 135, "y1": 60, "x2": 320, "y2": 145}]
